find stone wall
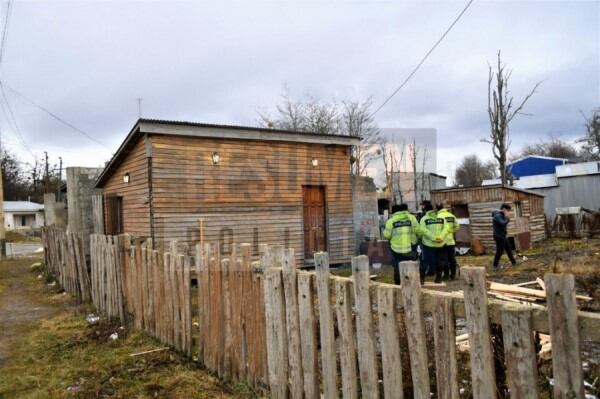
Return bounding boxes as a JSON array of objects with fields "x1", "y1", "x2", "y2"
[{"x1": 352, "y1": 175, "x2": 380, "y2": 253}]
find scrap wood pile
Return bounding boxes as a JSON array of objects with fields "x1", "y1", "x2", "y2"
[
  {"x1": 455, "y1": 278, "x2": 593, "y2": 359},
  {"x1": 485, "y1": 278, "x2": 593, "y2": 305}
]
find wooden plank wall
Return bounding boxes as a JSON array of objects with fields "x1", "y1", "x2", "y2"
[
  {"x1": 150, "y1": 134, "x2": 354, "y2": 265},
  {"x1": 101, "y1": 135, "x2": 151, "y2": 238}
]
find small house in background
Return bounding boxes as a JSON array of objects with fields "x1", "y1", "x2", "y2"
[
  {"x1": 507, "y1": 155, "x2": 567, "y2": 178},
  {"x1": 95, "y1": 119, "x2": 359, "y2": 266},
  {"x1": 431, "y1": 185, "x2": 545, "y2": 253},
  {"x1": 3, "y1": 201, "x2": 45, "y2": 231}
]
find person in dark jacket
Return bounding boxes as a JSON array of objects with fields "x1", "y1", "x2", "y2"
[{"x1": 492, "y1": 203, "x2": 516, "y2": 269}]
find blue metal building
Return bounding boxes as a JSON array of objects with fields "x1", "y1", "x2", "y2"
[{"x1": 507, "y1": 155, "x2": 567, "y2": 178}]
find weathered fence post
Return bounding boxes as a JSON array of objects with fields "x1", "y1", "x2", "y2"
[
  {"x1": 500, "y1": 305, "x2": 539, "y2": 398},
  {"x1": 544, "y1": 273, "x2": 585, "y2": 399},
  {"x1": 315, "y1": 251, "x2": 337, "y2": 399},
  {"x1": 352, "y1": 255, "x2": 379, "y2": 399},
  {"x1": 262, "y1": 245, "x2": 288, "y2": 399},
  {"x1": 399, "y1": 261, "x2": 431, "y2": 399},
  {"x1": 432, "y1": 296, "x2": 459, "y2": 399},
  {"x1": 461, "y1": 267, "x2": 497, "y2": 399},
  {"x1": 282, "y1": 248, "x2": 304, "y2": 399},
  {"x1": 335, "y1": 277, "x2": 359, "y2": 399},
  {"x1": 297, "y1": 271, "x2": 319, "y2": 399},
  {"x1": 377, "y1": 285, "x2": 404, "y2": 399}
]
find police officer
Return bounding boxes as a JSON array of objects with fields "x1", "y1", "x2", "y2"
[
  {"x1": 437, "y1": 200, "x2": 460, "y2": 280},
  {"x1": 419, "y1": 201, "x2": 445, "y2": 284},
  {"x1": 383, "y1": 203, "x2": 420, "y2": 285}
]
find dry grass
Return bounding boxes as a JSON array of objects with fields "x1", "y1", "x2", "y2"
[
  {"x1": 0, "y1": 313, "x2": 255, "y2": 399},
  {"x1": 0, "y1": 255, "x2": 258, "y2": 399}
]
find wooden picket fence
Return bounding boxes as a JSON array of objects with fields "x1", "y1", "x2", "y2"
[
  {"x1": 88, "y1": 234, "x2": 270, "y2": 388},
  {"x1": 261, "y1": 249, "x2": 600, "y2": 399},
  {"x1": 46, "y1": 231, "x2": 600, "y2": 398},
  {"x1": 41, "y1": 226, "x2": 91, "y2": 302},
  {"x1": 90, "y1": 234, "x2": 126, "y2": 322}
]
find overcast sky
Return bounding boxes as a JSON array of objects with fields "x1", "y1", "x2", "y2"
[{"x1": 1, "y1": 0, "x2": 598, "y2": 183}]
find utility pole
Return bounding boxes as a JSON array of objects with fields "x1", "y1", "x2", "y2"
[
  {"x1": 56, "y1": 156, "x2": 62, "y2": 202},
  {"x1": 137, "y1": 97, "x2": 143, "y2": 118},
  {"x1": 0, "y1": 160, "x2": 5, "y2": 259},
  {"x1": 44, "y1": 151, "x2": 49, "y2": 194}
]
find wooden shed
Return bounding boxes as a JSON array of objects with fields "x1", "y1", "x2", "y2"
[
  {"x1": 95, "y1": 119, "x2": 359, "y2": 265},
  {"x1": 430, "y1": 185, "x2": 546, "y2": 252}
]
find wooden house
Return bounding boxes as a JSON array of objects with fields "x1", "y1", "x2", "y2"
[
  {"x1": 95, "y1": 119, "x2": 359, "y2": 265},
  {"x1": 430, "y1": 185, "x2": 545, "y2": 252}
]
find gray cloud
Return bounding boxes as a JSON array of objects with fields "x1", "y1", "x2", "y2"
[{"x1": 0, "y1": 0, "x2": 597, "y2": 179}]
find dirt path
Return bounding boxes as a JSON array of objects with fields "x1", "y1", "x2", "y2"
[{"x1": 0, "y1": 256, "x2": 67, "y2": 367}]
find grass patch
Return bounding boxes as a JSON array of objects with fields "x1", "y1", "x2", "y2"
[
  {"x1": 5, "y1": 231, "x2": 41, "y2": 243},
  {"x1": 0, "y1": 313, "x2": 255, "y2": 398}
]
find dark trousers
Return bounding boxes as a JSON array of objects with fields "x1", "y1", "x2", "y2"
[
  {"x1": 391, "y1": 250, "x2": 416, "y2": 285},
  {"x1": 493, "y1": 235, "x2": 516, "y2": 267},
  {"x1": 420, "y1": 245, "x2": 438, "y2": 280},
  {"x1": 438, "y1": 245, "x2": 458, "y2": 278}
]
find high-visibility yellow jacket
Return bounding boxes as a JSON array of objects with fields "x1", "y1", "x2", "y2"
[
  {"x1": 438, "y1": 208, "x2": 460, "y2": 246},
  {"x1": 420, "y1": 210, "x2": 446, "y2": 248},
  {"x1": 383, "y1": 211, "x2": 420, "y2": 254}
]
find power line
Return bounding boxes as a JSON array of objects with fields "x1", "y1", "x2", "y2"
[
  {"x1": 0, "y1": 0, "x2": 11, "y2": 66},
  {"x1": 0, "y1": 82, "x2": 35, "y2": 158},
  {"x1": 1, "y1": 82, "x2": 111, "y2": 150},
  {"x1": 371, "y1": 0, "x2": 474, "y2": 117}
]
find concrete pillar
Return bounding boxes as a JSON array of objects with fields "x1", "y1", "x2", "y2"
[
  {"x1": 352, "y1": 175, "x2": 381, "y2": 254},
  {"x1": 66, "y1": 167, "x2": 103, "y2": 255},
  {"x1": 43, "y1": 192, "x2": 66, "y2": 226}
]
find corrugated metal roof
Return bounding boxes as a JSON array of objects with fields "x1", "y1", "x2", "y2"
[
  {"x1": 514, "y1": 174, "x2": 558, "y2": 189},
  {"x1": 555, "y1": 161, "x2": 600, "y2": 178},
  {"x1": 3, "y1": 201, "x2": 44, "y2": 212}
]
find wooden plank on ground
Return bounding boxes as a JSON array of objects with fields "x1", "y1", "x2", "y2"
[
  {"x1": 544, "y1": 273, "x2": 585, "y2": 399},
  {"x1": 461, "y1": 267, "x2": 497, "y2": 399},
  {"x1": 501, "y1": 305, "x2": 539, "y2": 399}
]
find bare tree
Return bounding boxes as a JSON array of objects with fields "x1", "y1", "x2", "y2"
[
  {"x1": 484, "y1": 51, "x2": 541, "y2": 184},
  {"x1": 340, "y1": 99, "x2": 380, "y2": 175},
  {"x1": 518, "y1": 136, "x2": 578, "y2": 160},
  {"x1": 579, "y1": 108, "x2": 600, "y2": 160},
  {"x1": 380, "y1": 143, "x2": 396, "y2": 212},
  {"x1": 454, "y1": 154, "x2": 497, "y2": 186},
  {"x1": 258, "y1": 91, "x2": 381, "y2": 175}
]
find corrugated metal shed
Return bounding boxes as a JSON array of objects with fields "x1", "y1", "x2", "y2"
[
  {"x1": 514, "y1": 173, "x2": 558, "y2": 189},
  {"x1": 555, "y1": 161, "x2": 600, "y2": 178}
]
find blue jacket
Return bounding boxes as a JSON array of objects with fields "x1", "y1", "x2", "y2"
[{"x1": 492, "y1": 210, "x2": 510, "y2": 237}]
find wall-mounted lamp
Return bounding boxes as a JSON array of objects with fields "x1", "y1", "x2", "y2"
[
  {"x1": 212, "y1": 151, "x2": 220, "y2": 165},
  {"x1": 123, "y1": 173, "x2": 130, "y2": 184},
  {"x1": 311, "y1": 158, "x2": 319, "y2": 167}
]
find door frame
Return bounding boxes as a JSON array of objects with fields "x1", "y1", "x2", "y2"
[{"x1": 301, "y1": 185, "x2": 329, "y2": 262}]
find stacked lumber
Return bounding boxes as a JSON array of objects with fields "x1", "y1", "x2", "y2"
[{"x1": 486, "y1": 279, "x2": 592, "y2": 305}]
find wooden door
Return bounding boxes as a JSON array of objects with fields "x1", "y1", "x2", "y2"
[
  {"x1": 105, "y1": 195, "x2": 123, "y2": 235},
  {"x1": 302, "y1": 186, "x2": 327, "y2": 260}
]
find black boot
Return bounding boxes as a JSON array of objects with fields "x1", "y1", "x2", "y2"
[{"x1": 434, "y1": 273, "x2": 442, "y2": 284}]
